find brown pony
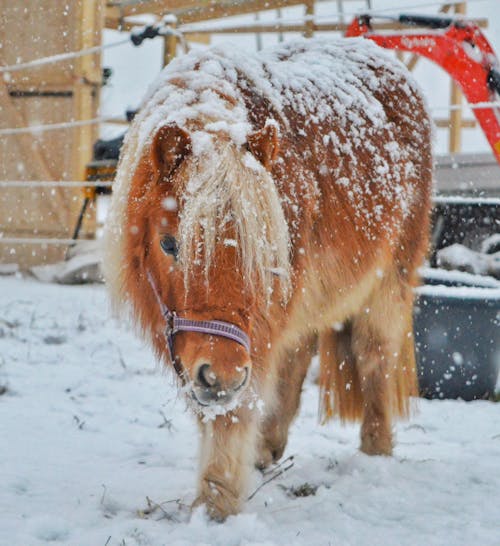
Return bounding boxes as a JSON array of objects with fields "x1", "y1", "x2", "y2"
[{"x1": 104, "y1": 37, "x2": 432, "y2": 521}]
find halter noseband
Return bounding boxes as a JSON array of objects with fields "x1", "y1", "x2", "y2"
[{"x1": 146, "y1": 270, "x2": 251, "y2": 366}]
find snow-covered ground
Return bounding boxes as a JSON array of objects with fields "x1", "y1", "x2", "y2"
[{"x1": 1, "y1": 275, "x2": 500, "y2": 546}]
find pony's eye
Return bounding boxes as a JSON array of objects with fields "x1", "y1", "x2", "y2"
[{"x1": 160, "y1": 235, "x2": 178, "y2": 260}]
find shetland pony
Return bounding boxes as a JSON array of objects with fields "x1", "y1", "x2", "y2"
[{"x1": 104, "y1": 37, "x2": 433, "y2": 520}]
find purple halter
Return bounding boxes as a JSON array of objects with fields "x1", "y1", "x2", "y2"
[{"x1": 146, "y1": 270, "x2": 251, "y2": 365}]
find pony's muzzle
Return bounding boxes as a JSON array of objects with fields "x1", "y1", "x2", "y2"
[{"x1": 192, "y1": 363, "x2": 250, "y2": 406}]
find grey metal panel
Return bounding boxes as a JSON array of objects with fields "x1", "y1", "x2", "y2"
[{"x1": 435, "y1": 153, "x2": 500, "y2": 196}]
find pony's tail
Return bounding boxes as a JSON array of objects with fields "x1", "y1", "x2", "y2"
[
  {"x1": 318, "y1": 323, "x2": 364, "y2": 424},
  {"x1": 318, "y1": 316, "x2": 419, "y2": 424},
  {"x1": 392, "y1": 318, "x2": 419, "y2": 419}
]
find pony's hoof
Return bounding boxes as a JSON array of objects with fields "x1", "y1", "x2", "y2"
[
  {"x1": 255, "y1": 444, "x2": 285, "y2": 470},
  {"x1": 360, "y1": 433, "x2": 393, "y2": 456},
  {"x1": 191, "y1": 496, "x2": 237, "y2": 522},
  {"x1": 193, "y1": 480, "x2": 241, "y2": 521}
]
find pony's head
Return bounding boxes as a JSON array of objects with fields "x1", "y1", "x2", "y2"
[{"x1": 111, "y1": 121, "x2": 290, "y2": 410}]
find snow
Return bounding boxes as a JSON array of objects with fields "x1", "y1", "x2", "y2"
[
  {"x1": 416, "y1": 283, "x2": 500, "y2": 300},
  {"x1": 29, "y1": 241, "x2": 104, "y2": 285},
  {"x1": 420, "y1": 267, "x2": 500, "y2": 288},
  {"x1": 432, "y1": 196, "x2": 500, "y2": 206},
  {"x1": 436, "y1": 244, "x2": 500, "y2": 280},
  {"x1": 1, "y1": 275, "x2": 500, "y2": 545}
]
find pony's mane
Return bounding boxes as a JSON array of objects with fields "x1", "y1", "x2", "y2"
[{"x1": 177, "y1": 139, "x2": 291, "y2": 302}]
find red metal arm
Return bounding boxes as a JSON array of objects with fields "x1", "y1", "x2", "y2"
[{"x1": 346, "y1": 16, "x2": 500, "y2": 164}]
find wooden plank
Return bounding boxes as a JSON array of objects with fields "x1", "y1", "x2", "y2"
[
  {"x1": 184, "y1": 32, "x2": 211, "y2": 44},
  {"x1": 0, "y1": 89, "x2": 76, "y2": 229},
  {"x1": 0, "y1": 1, "x2": 80, "y2": 86},
  {"x1": 449, "y1": 1, "x2": 466, "y2": 154},
  {"x1": 180, "y1": 0, "x2": 306, "y2": 23},
  {"x1": 171, "y1": 19, "x2": 488, "y2": 35},
  {"x1": 108, "y1": 0, "x2": 304, "y2": 18},
  {"x1": 0, "y1": 81, "x2": 52, "y2": 181},
  {"x1": 106, "y1": 0, "x2": 306, "y2": 27},
  {"x1": 0, "y1": 88, "x2": 75, "y2": 266},
  {"x1": 435, "y1": 118, "x2": 477, "y2": 129},
  {"x1": 107, "y1": 0, "x2": 211, "y2": 18}
]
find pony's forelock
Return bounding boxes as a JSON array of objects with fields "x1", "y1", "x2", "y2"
[
  {"x1": 103, "y1": 131, "x2": 291, "y2": 315},
  {"x1": 178, "y1": 140, "x2": 291, "y2": 303}
]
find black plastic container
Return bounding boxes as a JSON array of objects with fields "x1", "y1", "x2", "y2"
[{"x1": 414, "y1": 269, "x2": 500, "y2": 400}]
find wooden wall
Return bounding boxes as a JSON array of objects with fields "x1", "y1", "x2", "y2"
[{"x1": 0, "y1": 0, "x2": 103, "y2": 268}]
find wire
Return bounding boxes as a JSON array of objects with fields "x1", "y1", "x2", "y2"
[
  {"x1": 0, "y1": 117, "x2": 122, "y2": 136},
  {"x1": 1, "y1": 98, "x2": 499, "y2": 137},
  {"x1": 0, "y1": 37, "x2": 130, "y2": 74},
  {"x1": 433, "y1": 101, "x2": 500, "y2": 112},
  {"x1": 0, "y1": 181, "x2": 113, "y2": 188},
  {"x1": 0, "y1": 237, "x2": 78, "y2": 245}
]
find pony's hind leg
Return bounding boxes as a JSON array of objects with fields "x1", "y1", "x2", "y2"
[
  {"x1": 351, "y1": 270, "x2": 417, "y2": 456},
  {"x1": 257, "y1": 336, "x2": 315, "y2": 469}
]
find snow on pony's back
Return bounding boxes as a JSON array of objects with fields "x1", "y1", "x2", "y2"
[
  {"x1": 117, "y1": 38, "x2": 422, "y2": 185},
  {"x1": 120, "y1": 37, "x2": 422, "y2": 160},
  {"x1": 104, "y1": 37, "x2": 429, "y2": 312}
]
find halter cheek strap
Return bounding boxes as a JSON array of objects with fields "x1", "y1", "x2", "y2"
[{"x1": 146, "y1": 270, "x2": 251, "y2": 365}]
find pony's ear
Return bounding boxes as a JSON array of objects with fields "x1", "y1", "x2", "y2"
[
  {"x1": 247, "y1": 122, "x2": 279, "y2": 169},
  {"x1": 150, "y1": 124, "x2": 191, "y2": 180}
]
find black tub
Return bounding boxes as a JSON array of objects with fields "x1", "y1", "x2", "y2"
[{"x1": 414, "y1": 268, "x2": 500, "y2": 400}]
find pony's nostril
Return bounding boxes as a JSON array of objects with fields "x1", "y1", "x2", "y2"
[
  {"x1": 234, "y1": 366, "x2": 250, "y2": 391},
  {"x1": 197, "y1": 363, "x2": 217, "y2": 388}
]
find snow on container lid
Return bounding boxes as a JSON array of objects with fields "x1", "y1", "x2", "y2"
[{"x1": 416, "y1": 267, "x2": 500, "y2": 301}]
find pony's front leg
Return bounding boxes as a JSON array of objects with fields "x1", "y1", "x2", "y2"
[
  {"x1": 194, "y1": 406, "x2": 258, "y2": 521},
  {"x1": 257, "y1": 336, "x2": 315, "y2": 469}
]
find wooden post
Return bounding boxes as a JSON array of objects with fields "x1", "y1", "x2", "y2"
[
  {"x1": 449, "y1": 2, "x2": 466, "y2": 154},
  {"x1": 277, "y1": 9, "x2": 284, "y2": 43},
  {"x1": 163, "y1": 24, "x2": 178, "y2": 67},
  {"x1": 255, "y1": 12, "x2": 263, "y2": 51},
  {"x1": 304, "y1": 1, "x2": 314, "y2": 38},
  {"x1": 72, "y1": 0, "x2": 103, "y2": 238}
]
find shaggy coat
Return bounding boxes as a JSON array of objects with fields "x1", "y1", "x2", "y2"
[{"x1": 104, "y1": 37, "x2": 433, "y2": 520}]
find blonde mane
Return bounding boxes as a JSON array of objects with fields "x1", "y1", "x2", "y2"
[{"x1": 102, "y1": 127, "x2": 142, "y2": 316}]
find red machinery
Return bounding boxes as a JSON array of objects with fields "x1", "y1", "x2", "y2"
[{"x1": 346, "y1": 13, "x2": 500, "y2": 164}]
